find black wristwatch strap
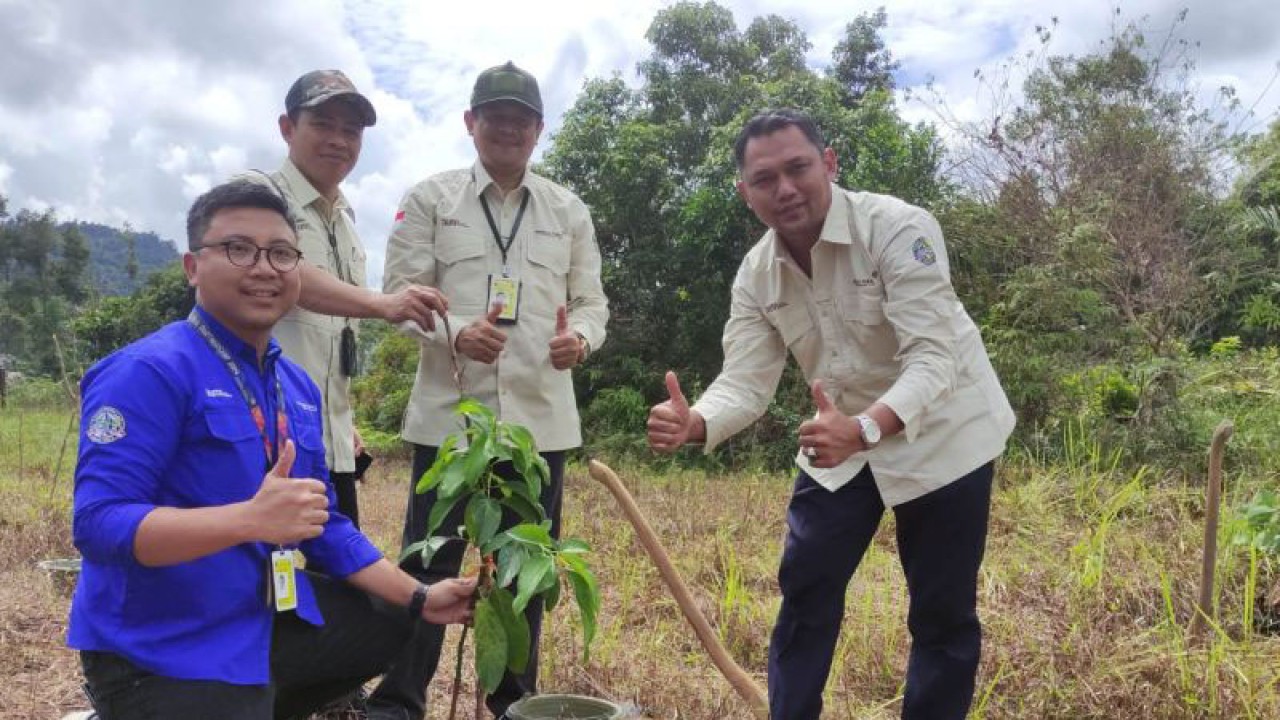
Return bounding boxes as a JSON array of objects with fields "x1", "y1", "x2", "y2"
[{"x1": 408, "y1": 583, "x2": 429, "y2": 620}]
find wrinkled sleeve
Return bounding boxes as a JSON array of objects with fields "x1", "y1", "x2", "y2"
[
  {"x1": 691, "y1": 266, "x2": 788, "y2": 452},
  {"x1": 876, "y1": 209, "x2": 961, "y2": 441},
  {"x1": 565, "y1": 197, "x2": 609, "y2": 353},
  {"x1": 384, "y1": 184, "x2": 460, "y2": 349},
  {"x1": 73, "y1": 356, "x2": 182, "y2": 566}
]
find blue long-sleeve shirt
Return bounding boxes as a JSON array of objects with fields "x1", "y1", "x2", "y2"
[{"x1": 67, "y1": 306, "x2": 382, "y2": 684}]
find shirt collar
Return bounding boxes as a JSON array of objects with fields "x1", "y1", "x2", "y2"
[
  {"x1": 766, "y1": 184, "x2": 850, "y2": 267},
  {"x1": 471, "y1": 159, "x2": 529, "y2": 199},
  {"x1": 278, "y1": 158, "x2": 350, "y2": 216},
  {"x1": 193, "y1": 306, "x2": 282, "y2": 367}
]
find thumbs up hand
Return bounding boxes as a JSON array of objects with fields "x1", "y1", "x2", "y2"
[
  {"x1": 647, "y1": 370, "x2": 704, "y2": 453},
  {"x1": 548, "y1": 305, "x2": 583, "y2": 370},
  {"x1": 246, "y1": 440, "x2": 331, "y2": 544},
  {"x1": 797, "y1": 379, "x2": 858, "y2": 468},
  {"x1": 455, "y1": 302, "x2": 509, "y2": 364}
]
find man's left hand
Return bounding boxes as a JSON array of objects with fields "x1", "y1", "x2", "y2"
[
  {"x1": 548, "y1": 305, "x2": 583, "y2": 370},
  {"x1": 379, "y1": 285, "x2": 449, "y2": 332},
  {"x1": 797, "y1": 380, "x2": 860, "y2": 468}
]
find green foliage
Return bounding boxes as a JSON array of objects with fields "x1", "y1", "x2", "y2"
[
  {"x1": 1234, "y1": 489, "x2": 1280, "y2": 556},
  {"x1": 4, "y1": 376, "x2": 72, "y2": 409},
  {"x1": 403, "y1": 400, "x2": 600, "y2": 694},
  {"x1": 72, "y1": 263, "x2": 193, "y2": 364},
  {"x1": 352, "y1": 322, "x2": 417, "y2": 434}
]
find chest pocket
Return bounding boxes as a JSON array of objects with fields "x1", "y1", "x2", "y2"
[
  {"x1": 436, "y1": 227, "x2": 487, "y2": 267},
  {"x1": 289, "y1": 413, "x2": 326, "y2": 478},
  {"x1": 839, "y1": 290, "x2": 898, "y2": 368},
  {"x1": 198, "y1": 408, "x2": 265, "y2": 501},
  {"x1": 527, "y1": 236, "x2": 570, "y2": 276},
  {"x1": 766, "y1": 304, "x2": 814, "y2": 349}
]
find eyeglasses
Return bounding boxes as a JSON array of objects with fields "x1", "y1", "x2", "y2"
[{"x1": 202, "y1": 239, "x2": 303, "y2": 273}]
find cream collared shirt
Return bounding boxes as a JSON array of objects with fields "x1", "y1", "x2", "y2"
[
  {"x1": 384, "y1": 161, "x2": 608, "y2": 451},
  {"x1": 237, "y1": 160, "x2": 367, "y2": 473},
  {"x1": 692, "y1": 187, "x2": 1015, "y2": 506}
]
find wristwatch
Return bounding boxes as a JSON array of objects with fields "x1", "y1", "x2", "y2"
[
  {"x1": 575, "y1": 332, "x2": 591, "y2": 362},
  {"x1": 854, "y1": 414, "x2": 882, "y2": 450},
  {"x1": 407, "y1": 582, "x2": 430, "y2": 620}
]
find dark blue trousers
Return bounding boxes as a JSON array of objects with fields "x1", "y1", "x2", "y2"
[
  {"x1": 367, "y1": 444, "x2": 565, "y2": 720},
  {"x1": 768, "y1": 462, "x2": 993, "y2": 720}
]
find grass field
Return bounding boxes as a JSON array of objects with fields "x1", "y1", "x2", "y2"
[{"x1": 3, "y1": 406, "x2": 1280, "y2": 719}]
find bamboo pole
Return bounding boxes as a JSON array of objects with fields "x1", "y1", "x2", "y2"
[
  {"x1": 1191, "y1": 420, "x2": 1234, "y2": 640},
  {"x1": 588, "y1": 459, "x2": 769, "y2": 719}
]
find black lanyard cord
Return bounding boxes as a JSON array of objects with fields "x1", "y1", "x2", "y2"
[{"x1": 478, "y1": 188, "x2": 531, "y2": 270}]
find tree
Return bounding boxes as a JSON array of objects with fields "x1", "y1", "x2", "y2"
[
  {"x1": 542, "y1": 3, "x2": 940, "y2": 457},
  {"x1": 831, "y1": 7, "x2": 899, "y2": 102}
]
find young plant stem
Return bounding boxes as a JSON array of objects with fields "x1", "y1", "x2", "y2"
[{"x1": 448, "y1": 547, "x2": 494, "y2": 720}]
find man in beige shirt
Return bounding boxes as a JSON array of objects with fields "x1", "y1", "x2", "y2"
[
  {"x1": 368, "y1": 62, "x2": 608, "y2": 720},
  {"x1": 244, "y1": 70, "x2": 448, "y2": 528},
  {"x1": 648, "y1": 109, "x2": 1015, "y2": 720}
]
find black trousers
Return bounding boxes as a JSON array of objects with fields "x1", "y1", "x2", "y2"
[
  {"x1": 80, "y1": 571, "x2": 413, "y2": 720},
  {"x1": 768, "y1": 462, "x2": 994, "y2": 720},
  {"x1": 367, "y1": 444, "x2": 566, "y2": 720},
  {"x1": 332, "y1": 470, "x2": 360, "y2": 529}
]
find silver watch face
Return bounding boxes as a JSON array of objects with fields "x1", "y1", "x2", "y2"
[{"x1": 859, "y1": 415, "x2": 882, "y2": 445}]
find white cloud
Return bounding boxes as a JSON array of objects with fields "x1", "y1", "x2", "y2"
[{"x1": 0, "y1": 0, "x2": 1277, "y2": 289}]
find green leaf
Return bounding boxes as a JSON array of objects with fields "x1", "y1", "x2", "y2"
[
  {"x1": 415, "y1": 435, "x2": 458, "y2": 494},
  {"x1": 542, "y1": 569, "x2": 562, "y2": 613},
  {"x1": 473, "y1": 596, "x2": 508, "y2": 694},
  {"x1": 464, "y1": 496, "x2": 502, "y2": 548},
  {"x1": 557, "y1": 537, "x2": 592, "y2": 554},
  {"x1": 424, "y1": 492, "x2": 465, "y2": 539},
  {"x1": 480, "y1": 532, "x2": 514, "y2": 557},
  {"x1": 399, "y1": 535, "x2": 454, "y2": 568},
  {"x1": 436, "y1": 455, "x2": 471, "y2": 499},
  {"x1": 567, "y1": 565, "x2": 600, "y2": 663},
  {"x1": 500, "y1": 483, "x2": 546, "y2": 525},
  {"x1": 508, "y1": 523, "x2": 554, "y2": 548},
  {"x1": 513, "y1": 553, "x2": 553, "y2": 614},
  {"x1": 490, "y1": 587, "x2": 531, "y2": 674},
  {"x1": 496, "y1": 542, "x2": 528, "y2": 589}
]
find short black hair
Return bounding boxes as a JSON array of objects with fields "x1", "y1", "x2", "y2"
[
  {"x1": 733, "y1": 109, "x2": 826, "y2": 170},
  {"x1": 185, "y1": 180, "x2": 296, "y2": 251}
]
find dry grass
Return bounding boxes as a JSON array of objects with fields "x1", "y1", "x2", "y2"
[{"x1": 4, "y1": 408, "x2": 1280, "y2": 719}]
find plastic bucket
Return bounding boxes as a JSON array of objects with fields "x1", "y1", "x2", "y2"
[{"x1": 505, "y1": 694, "x2": 623, "y2": 720}]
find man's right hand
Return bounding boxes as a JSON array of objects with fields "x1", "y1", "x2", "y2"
[
  {"x1": 455, "y1": 303, "x2": 508, "y2": 364},
  {"x1": 647, "y1": 370, "x2": 703, "y2": 452},
  {"x1": 379, "y1": 285, "x2": 448, "y2": 332},
  {"x1": 246, "y1": 440, "x2": 330, "y2": 544}
]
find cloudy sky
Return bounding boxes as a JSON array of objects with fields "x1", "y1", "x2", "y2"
[{"x1": 2, "y1": 0, "x2": 1278, "y2": 287}]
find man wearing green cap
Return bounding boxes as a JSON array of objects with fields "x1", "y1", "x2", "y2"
[
  {"x1": 367, "y1": 61, "x2": 608, "y2": 720},
  {"x1": 242, "y1": 70, "x2": 450, "y2": 530}
]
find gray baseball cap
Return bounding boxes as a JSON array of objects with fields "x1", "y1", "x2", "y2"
[
  {"x1": 285, "y1": 69, "x2": 377, "y2": 126},
  {"x1": 470, "y1": 61, "x2": 542, "y2": 116}
]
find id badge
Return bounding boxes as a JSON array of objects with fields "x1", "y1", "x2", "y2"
[
  {"x1": 271, "y1": 549, "x2": 298, "y2": 612},
  {"x1": 486, "y1": 274, "x2": 521, "y2": 325}
]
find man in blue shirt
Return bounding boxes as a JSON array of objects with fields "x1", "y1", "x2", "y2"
[{"x1": 68, "y1": 180, "x2": 475, "y2": 720}]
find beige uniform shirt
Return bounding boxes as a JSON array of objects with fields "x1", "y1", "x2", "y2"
[
  {"x1": 384, "y1": 161, "x2": 608, "y2": 451},
  {"x1": 693, "y1": 187, "x2": 1015, "y2": 506},
  {"x1": 238, "y1": 160, "x2": 366, "y2": 473}
]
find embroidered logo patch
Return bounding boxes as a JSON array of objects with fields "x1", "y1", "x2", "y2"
[
  {"x1": 296, "y1": 400, "x2": 318, "y2": 412},
  {"x1": 911, "y1": 237, "x2": 937, "y2": 266},
  {"x1": 86, "y1": 406, "x2": 127, "y2": 444}
]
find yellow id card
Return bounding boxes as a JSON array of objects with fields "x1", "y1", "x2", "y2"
[
  {"x1": 487, "y1": 275, "x2": 521, "y2": 325},
  {"x1": 271, "y1": 549, "x2": 298, "y2": 612}
]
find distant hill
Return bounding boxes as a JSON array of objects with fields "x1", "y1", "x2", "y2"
[{"x1": 69, "y1": 222, "x2": 180, "y2": 296}]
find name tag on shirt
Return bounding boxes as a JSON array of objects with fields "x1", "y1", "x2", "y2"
[
  {"x1": 487, "y1": 274, "x2": 522, "y2": 325},
  {"x1": 271, "y1": 550, "x2": 298, "y2": 612}
]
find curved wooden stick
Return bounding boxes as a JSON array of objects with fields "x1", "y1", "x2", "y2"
[
  {"x1": 588, "y1": 459, "x2": 770, "y2": 719},
  {"x1": 1191, "y1": 419, "x2": 1233, "y2": 640}
]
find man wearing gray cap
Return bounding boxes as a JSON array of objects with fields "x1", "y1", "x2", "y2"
[
  {"x1": 366, "y1": 61, "x2": 608, "y2": 720},
  {"x1": 243, "y1": 69, "x2": 450, "y2": 529}
]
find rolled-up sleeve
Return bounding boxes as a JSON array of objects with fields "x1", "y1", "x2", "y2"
[
  {"x1": 875, "y1": 210, "x2": 961, "y2": 440},
  {"x1": 692, "y1": 270, "x2": 788, "y2": 451},
  {"x1": 73, "y1": 356, "x2": 181, "y2": 565}
]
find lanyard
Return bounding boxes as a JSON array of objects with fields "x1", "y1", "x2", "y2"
[
  {"x1": 479, "y1": 187, "x2": 530, "y2": 275},
  {"x1": 187, "y1": 311, "x2": 289, "y2": 468}
]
